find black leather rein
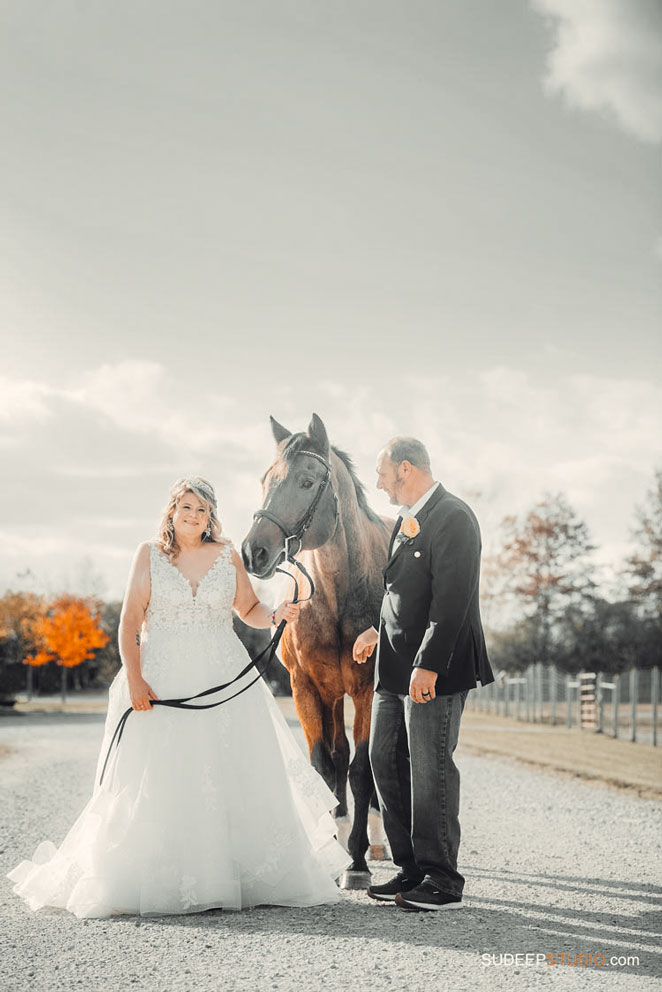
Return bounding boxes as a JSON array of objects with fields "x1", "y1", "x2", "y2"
[
  {"x1": 99, "y1": 556, "x2": 314, "y2": 787},
  {"x1": 98, "y1": 450, "x2": 333, "y2": 789}
]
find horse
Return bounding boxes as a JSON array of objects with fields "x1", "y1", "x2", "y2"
[{"x1": 241, "y1": 413, "x2": 392, "y2": 887}]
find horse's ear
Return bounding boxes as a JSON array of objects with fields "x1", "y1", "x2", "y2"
[
  {"x1": 307, "y1": 413, "x2": 329, "y2": 455},
  {"x1": 270, "y1": 416, "x2": 292, "y2": 445}
]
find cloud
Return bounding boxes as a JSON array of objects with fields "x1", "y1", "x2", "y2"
[
  {"x1": 64, "y1": 361, "x2": 241, "y2": 456},
  {"x1": 532, "y1": 0, "x2": 662, "y2": 144},
  {"x1": 1, "y1": 361, "x2": 661, "y2": 599},
  {"x1": 0, "y1": 375, "x2": 54, "y2": 424}
]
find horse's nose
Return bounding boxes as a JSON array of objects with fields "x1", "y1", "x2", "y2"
[
  {"x1": 241, "y1": 540, "x2": 268, "y2": 574},
  {"x1": 241, "y1": 540, "x2": 253, "y2": 570}
]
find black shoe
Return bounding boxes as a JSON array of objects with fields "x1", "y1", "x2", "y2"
[
  {"x1": 394, "y1": 880, "x2": 463, "y2": 911},
  {"x1": 367, "y1": 871, "x2": 425, "y2": 902}
]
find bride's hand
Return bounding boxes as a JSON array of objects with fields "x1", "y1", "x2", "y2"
[
  {"x1": 274, "y1": 600, "x2": 301, "y2": 625},
  {"x1": 128, "y1": 675, "x2": 159, "y2": 712}
]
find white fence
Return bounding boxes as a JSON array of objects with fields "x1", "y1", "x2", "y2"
[{"x1": 467, "y1": 664, "x2": 660, "y2": 746}]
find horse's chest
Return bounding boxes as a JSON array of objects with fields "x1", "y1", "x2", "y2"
[{"x1": 292, "y1": 608, "x2": 340, "y2": 653}]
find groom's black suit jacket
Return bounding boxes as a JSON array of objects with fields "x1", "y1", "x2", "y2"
[{"x1": 374, "y1": 484, "x2": 494, "y2": 697}]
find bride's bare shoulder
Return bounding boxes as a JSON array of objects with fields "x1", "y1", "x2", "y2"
[
  {"x1": 126, "y1": 542, "x2": 155, "y2": 578},
  {"x1": 134, "y1": 541, "x2": 155, "y2": 561}
]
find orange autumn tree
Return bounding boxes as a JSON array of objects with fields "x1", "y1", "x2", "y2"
[
  {"x1": 0, "y1": 591, "x2": 47, "y2": 698},
  {"x1": 32, "y1": 596, "x2": 110, "y2": 703}
]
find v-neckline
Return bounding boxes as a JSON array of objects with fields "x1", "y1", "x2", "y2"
[{"x1": 155, "y1": 545, "x2": 228, "y2": 600}]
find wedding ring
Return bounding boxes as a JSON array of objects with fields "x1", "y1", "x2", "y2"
[{"x1": 422, "y1": 691, "x2": 431, "y2": 699}]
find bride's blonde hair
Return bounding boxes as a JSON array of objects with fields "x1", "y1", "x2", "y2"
[{"x1": 157, "y1": 477, "x2": 228, "y2": 558}]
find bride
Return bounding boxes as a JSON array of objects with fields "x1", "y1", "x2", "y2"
[{"x1": 8, "y1": 477, "x2": 349, "y2": 917}]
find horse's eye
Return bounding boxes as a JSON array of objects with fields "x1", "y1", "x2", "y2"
[{"x1": 301, "y1": 480, "x2": 314, "y2": 489}]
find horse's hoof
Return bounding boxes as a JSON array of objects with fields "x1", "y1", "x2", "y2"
[
  {"x1": 369, "y1": 844, "x2": 388, "y2": 862},
  {"x1": 338, "y1": 870, "x2": 372, "y2": 890}
]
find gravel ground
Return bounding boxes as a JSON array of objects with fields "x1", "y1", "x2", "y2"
[{"x1": 1, "y1": 707, "x2": 661, "y2": 992}]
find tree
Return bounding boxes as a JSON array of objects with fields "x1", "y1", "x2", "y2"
[
  {"x1": 626, "y1": 467, "x2": 662, "y2": 626},
  {"x1": 488, "y1": 492, "x2": 597, "y2": 666},
  {"x1": 33, "y1": 596, "x2": 110, "y2": 702},
  {"x1": 485, "y1": 618, "x2": 542, "y2": 675},
  {"x1": 555, "y1": 598, "x2": 658, "y2": 674},
  {"x1": 92, "y1": 601, "x2": 123, "y2": 685},
  {"x1": 0, "y1": 591, "x2": 47, "y2": 698}
]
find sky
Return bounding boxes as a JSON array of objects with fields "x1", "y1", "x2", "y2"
[{"x1": 1, "y1": 0, "x2": 661, "y2": 602}]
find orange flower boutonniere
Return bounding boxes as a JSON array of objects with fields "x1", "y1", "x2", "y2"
[{"x1": 400, "y1": 516, "x2": 421, "y2": 539}]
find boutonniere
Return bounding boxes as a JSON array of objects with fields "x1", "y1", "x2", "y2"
[{"x1": 400, "y1": 516, "x2": 420, "y2": 540}]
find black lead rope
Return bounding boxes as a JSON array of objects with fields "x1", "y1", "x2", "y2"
[{"x1": 98, "y1": 556, "x2": 314, "y2": 788}]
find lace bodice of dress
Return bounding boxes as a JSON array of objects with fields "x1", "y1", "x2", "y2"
[{"x1": 145, "y1": 542, "x2": 236, "y2": 633}]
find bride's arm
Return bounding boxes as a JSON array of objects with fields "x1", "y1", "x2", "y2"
[
  {"x1": 231, "y1": 549, "x2": 300, "y2": 628},
  {"x1": 118, "y1": 543, "x2": 159, "y2": 709}
]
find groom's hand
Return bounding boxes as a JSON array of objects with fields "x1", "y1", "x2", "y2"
[
  {"x1": 410, "y1": 667, "x2": 438, "y2": 703},
  {"x1": 353, "y1": 627, "x2": 378, "y2": 664}
]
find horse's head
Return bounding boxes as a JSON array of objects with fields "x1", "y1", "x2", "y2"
[{"x1": 241, "y1": 413, "x2": 339, "y2": 578}]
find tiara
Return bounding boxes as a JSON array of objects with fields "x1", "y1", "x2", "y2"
[{"x1": 175, "y1": 477, "x2": 217, "y2": 505}]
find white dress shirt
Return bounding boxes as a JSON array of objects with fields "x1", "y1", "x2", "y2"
[{"x1": 393, "y1": 481, "x2": 440, "y2": 551}]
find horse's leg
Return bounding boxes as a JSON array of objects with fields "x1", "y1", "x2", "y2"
[
  {"x1": 289, "y1": 665, "x2": 335, "y2": 792},
  {"x1": 367, "y1": 791, "x2": 389, "y2": 862},
  {"x1": 323, "y1": 696, "x2": 351, "y2": 850},
  {"x1": 327, "y1": 697, "x2": 349, "y2": 817},
  {"x1": 338, "y1": 684, "x2": 375, "y2": 887}
]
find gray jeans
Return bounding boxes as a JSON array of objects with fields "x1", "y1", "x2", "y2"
[{"x1": 369, "y1": 686, "x2": 468, "y2": 897}]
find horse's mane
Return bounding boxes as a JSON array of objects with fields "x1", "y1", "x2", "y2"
[
  {"x1": 283, "y1": 434, "x2": 382, "y2": 525},
  {"x1": 331, "y1": 445, "x2": 382, "y2": 524}
]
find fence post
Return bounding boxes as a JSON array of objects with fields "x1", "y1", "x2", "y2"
[
  {"x1": 652, "y1": 667, "x2": 659, "y2": 747},
  {"x1": 580, "y1": 672, "x2": 597, "y2": 730},
  {"x1": 524, "y1": 665, "x2": 536, "y2": 723},
  {"x1": 566, "y1": 676, "x2": 573, "y2": 728},
  {"x1": 596, "y1": 673, "x2": 603, "y2": 734},
  {"x1": 504, "y1": 680, "x2": 510, "y2": 719},
  {"x1": 613, "y1": 674, "x2": 620, "y2": 738},
  {"x1": 550, "y1": 665, "x2": 556, "y2": 726},
  {"x1": 577, "y1": 672, "x2": 583, "y2": 728},
  {"x1": 630, "y1": 669, "x2": 638, "y2": 743}
]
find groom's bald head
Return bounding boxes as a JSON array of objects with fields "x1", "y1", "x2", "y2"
[
  {"x1": 383, "y1": 437, "x2": 432, "y2": 474},
  {"x1": 376, "y1": 437, "x2": 434, "y2": 507}
]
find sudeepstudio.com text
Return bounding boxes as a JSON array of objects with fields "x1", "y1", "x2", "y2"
[{"x1": 482, "y1": 952, "x2": 640, "y2": 968}]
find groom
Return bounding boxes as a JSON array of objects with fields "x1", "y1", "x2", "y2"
[{"x1": 353, "y1": 437, "x2": 493, "y2": 911}]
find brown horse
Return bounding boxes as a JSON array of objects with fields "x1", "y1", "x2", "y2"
[{"x1": 241, "y1": 413, "x2": 391, "y2": 885}]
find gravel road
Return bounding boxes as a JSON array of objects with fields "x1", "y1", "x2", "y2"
[{"x1": 1, "y1": 707, "x2": 661, "y2": 992}]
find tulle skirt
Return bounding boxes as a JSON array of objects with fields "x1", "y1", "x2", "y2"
[{"x1": 8, "y1": 628, "x2": 349, "y2": 917}]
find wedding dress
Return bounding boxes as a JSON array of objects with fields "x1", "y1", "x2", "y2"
[{"x1": 8, "y1": 542, "x2": 349, "y2": 917}]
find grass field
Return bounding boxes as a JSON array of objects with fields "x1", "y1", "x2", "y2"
[
  {"x1": 9, "y1": 698, "x2": 109, "y2": 714},
  {"x1": 460, "y1": 710, "x2": 662, "y2": 799}
]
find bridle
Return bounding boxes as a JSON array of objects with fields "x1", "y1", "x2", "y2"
[{"x1": 253, "y1": 449, "x2": 338, "y2": 563}]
